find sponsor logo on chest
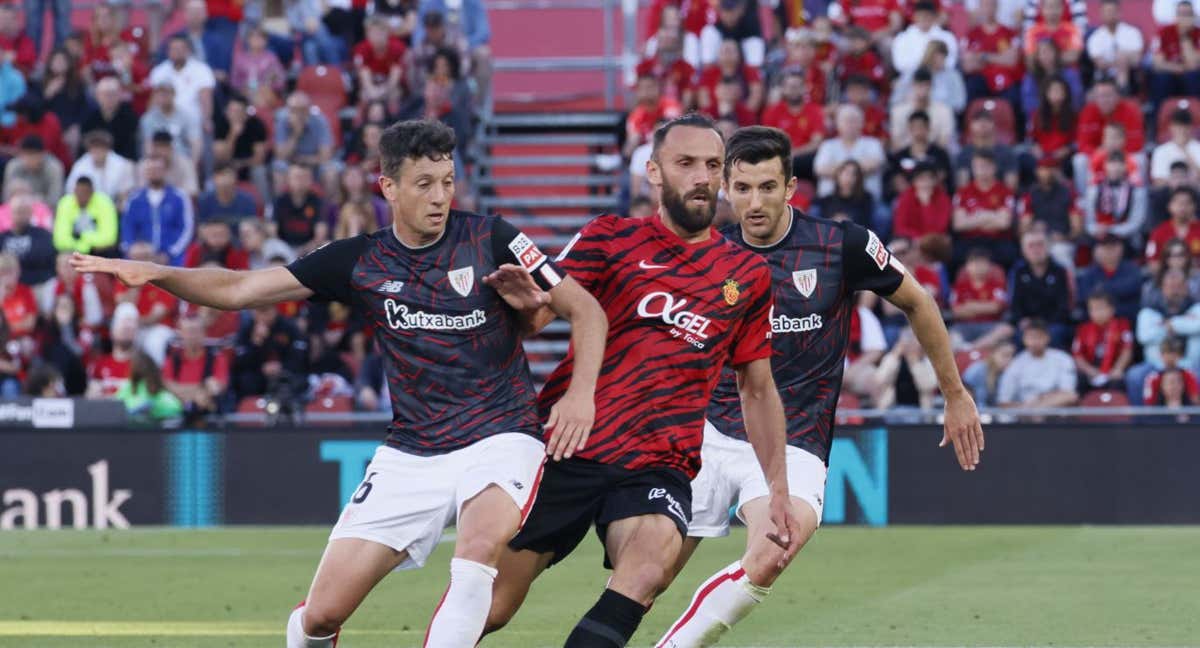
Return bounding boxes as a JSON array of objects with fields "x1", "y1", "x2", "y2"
[
  {"x1": 637, "y1": 292, "x2": 716, "y2": 350},
  {"x1": 384, "y1": 299, "x2": 486, "y2": 331}
]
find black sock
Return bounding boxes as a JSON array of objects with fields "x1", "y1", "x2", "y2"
[{"x1": 563, "y1": 588, "x2": 647, "y2": 648}]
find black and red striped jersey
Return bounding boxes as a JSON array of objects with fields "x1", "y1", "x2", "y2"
[
  {"x1": 539, "y1": 215, "x2": 774, "y2": 479},
  {"x1": 706, "y1": 208, "x2": 905, "y2": 463},
  {"x1": 287, "y1": 210, "x2": 563, "y2": 455}
]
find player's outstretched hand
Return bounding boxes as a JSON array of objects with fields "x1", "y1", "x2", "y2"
[
  {"x1": 544, "y1": 386, "x2": 595, "y2": 462},
  {"x1": 765, "y1": 493, "x2": 803, "y2": 570},
  {"x1": 483, "y1": 263, "x2": 550, "y2": 312},
  {"x1": 70, "y1": 253, "x2": 158, "y2": 287},
  {"x1": 940, "y1": 390, "x2": 984, "y2": 471}
]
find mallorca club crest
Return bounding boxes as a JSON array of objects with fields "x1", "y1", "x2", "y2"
[
  {"x1": 722, "y1": 279, "x2": 740, "y2": 306},
  {"x1": 448, "y1": 266, "x2": 474, "y2": 297},
  {"x1": 792, "y1": 269, "x2": 817, "y2": 299}
]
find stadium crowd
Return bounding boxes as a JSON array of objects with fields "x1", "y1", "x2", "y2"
[
  {"x1": 0, "y1": 0, "x2": 1198, "y2": 422},
  {"x1": 0, "y1": 0, "x2": 488, "y2": 421},
  {"x1": 628, "y1": 0, "x2": 1200, "y2": 413}
]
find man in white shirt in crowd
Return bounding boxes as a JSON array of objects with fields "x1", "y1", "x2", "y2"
[
  {"x1": 65, "y1": 130, "x2": 136, "y2": 207},
  {"x1": 997, "y1": 318, "x2": 1079, "y2": 408},
  {"x1": 814, "y1": 103, "x2": 886, "y2": 199},
  {"x1": 149, "y1": 35, "x2": 216, "y2": 129},
  {"x1": 1087, "y1": 0, "x2": 1145, "y2": 92},
  {"x1": 1151, "y1": 107, "x2": 1200, "y2": 186},
  {"x1": 892, "y1": 0, "x2": 958, "y2": 76}
]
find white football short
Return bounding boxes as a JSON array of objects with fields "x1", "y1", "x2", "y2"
[
  {"x1": 329, "y1": 433, "x2": 546, "y2": 570},
  {"x1": 688, "y1": 420, "x2": 827, "y2": 537}
]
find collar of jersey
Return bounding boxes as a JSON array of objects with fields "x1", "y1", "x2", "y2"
[
  {"x1": 386, "y1": 218, "x2": 449, "y2": 255},
  {"x1": 741, "y1": 206, "x2": 797, "y2": 253}
]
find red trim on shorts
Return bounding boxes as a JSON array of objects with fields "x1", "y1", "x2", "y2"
[
  {"x1": 422, "y1": 583, "x2": 453, "y2": 647},
  {"x1": 518, "y1": 458, "x2": 546, "y2": 528},
  {"x1": 656, "y1": 565, "x2": 746, "y2": 647}
]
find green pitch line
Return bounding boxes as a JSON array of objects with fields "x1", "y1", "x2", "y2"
[{"x1": 0, "y1": 526, "x2": 1197, "y2": 647}]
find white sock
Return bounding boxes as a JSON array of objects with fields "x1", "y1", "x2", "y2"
[
  {"x1": 656, "y1": 561, "x2": 770, "y2": 648},
  {"x1": 286, "y1": 604, "x2": 338, "y2": 648},
  {"x1": 422, "y1": 557, "x2": 499, "y2": 648}
]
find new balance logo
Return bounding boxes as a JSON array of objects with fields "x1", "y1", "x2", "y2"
[
  {"x1": 639, "y1": 260, "x2": 669, "y2": 270},
  {"x1": 377, "y1": 281, "x2": 404, "y2": 294}
]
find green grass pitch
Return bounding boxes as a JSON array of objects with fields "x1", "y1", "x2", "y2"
[{"x1": 0, "y1": 526, "x2": 1197, "y2": 647}]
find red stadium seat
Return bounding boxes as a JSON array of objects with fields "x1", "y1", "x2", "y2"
[
  {"x1": 297, "y1": 65, "x2": 347, "y2": 107},
  {"x1": 1080, "y1": 390, "x2": 1132, "y2": 423},
  {"x1": 307, "y1": 396, "x2": 354, "y2": 413},
  {"x1": 1156, "y1": 97, "x2": 1200, "y2": 143},
  {"x1": 237, "y1": 396, "x2": 267, "y2": 413},
  {"x1": 965, "y1": 98, "x2": 1017, "y2": 145},
  {"x1": 955, "y1": 349, "x2": 983, "y2": 375}
]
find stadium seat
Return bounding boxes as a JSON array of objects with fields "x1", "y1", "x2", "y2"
[
  {"x1": 1156, "y1": 97, "x2": 1200, "y2": 143},
  {"x1": 965, "y1": 98, "x2": 1017, "y2": 145},
  {"x1": 955, "y1": 349, "x2": 983, "y2": 375},
  {"x1": 297, "y1": 65, "x2": 347, "y2": 107},
  {"x1": 1080, "y1": 390, "x2": 1132, "y2": 423}
]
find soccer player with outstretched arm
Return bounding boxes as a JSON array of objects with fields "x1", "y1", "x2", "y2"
[
  {"x1": 71, "y1": 119, "x2": 608, "y2": 648},
  {"x1": 655, "y1": 126, "x2": 985, "y2": 647},
  {"x1": 481, "y1": 114, "x2": 803, "y2": 647}
]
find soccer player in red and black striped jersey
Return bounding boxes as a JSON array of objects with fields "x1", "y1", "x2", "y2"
[
  {"x1": 71, "y1": 120, "x2": 608, "y2": 648},
  {"x1": 481, "y1": 114, "x2": 802, "y2": 647},
  {"x1": 656, "y1": 126, "x2": 985, "y2": 648}
]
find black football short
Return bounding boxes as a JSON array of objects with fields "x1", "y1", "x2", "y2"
[{"x1": 509, "y1": 457, "x2": 692, "y2": 568}]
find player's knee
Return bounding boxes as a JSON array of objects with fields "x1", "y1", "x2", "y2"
[
  {"x1": 301, "y1": 601, "x2": 348, "y2": 637},
  {"x1": 741, "y1": 549, "x2": 786, "y2": 588},
  {"x1": 455, "y1": 532, "x2": 507, "y2": 565},
  {"x1": 625, "y1": 559, "x2": 671, "y2": 600}
]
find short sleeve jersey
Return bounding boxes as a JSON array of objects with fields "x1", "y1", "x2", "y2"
[
  {"x1": 706, "y1": 210, "x2": 905, "y2": 464},
  {"x1": 538, "y1": 215, "x2": 773, "y2": 479},
  {"x1": 287, "y1": 211, "x2": 563, "y2": 455}
]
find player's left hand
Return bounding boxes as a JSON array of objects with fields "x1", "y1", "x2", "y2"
[
  {"x1": 940, "y1": 390, "x2": 984, "y2": 471},
  {"x1": 483, "y1": 263, "x2": 550, "y2": 312},
  {"x1": 544, "y1": 386, "x2": 595, "y2": 461},
  {"x1": 765, "y1": 492, "x2": 803, "y2": 570}
]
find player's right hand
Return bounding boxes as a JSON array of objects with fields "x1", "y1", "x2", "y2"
[
  {"x1": 70, "y1": 253, "x2": 158, "y2": 287},
  {"x1": 483, "y1": 263, "x2": 550, "y2": 312},
  {"x1": 544, "y1": 386, "x2": 594, "y2": 461}
]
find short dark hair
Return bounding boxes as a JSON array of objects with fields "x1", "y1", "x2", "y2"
[
  {"x1": 651, "y1": 112, "x2": 722, "y2": 161},
  {"x1": 152, "y1": 130, "x2": 174, "y2": 145},
  {"x1": 1094, "y1": 74, "x2": 1119, "y2": 89},
  {"x1": 972, "y1": 149, "x2": 997, "y2": 164},
  {"x1": 212, "y1": 162, "x2": 236, "y2": 176},
  {"x1": 1171, "y1": 108, "x2": 1194, "y2": 126},
  {"x1": 431, "y1": 46, "x2": 461, "y2": 80},
  {"x1": 908, "y1": 109, "x2": 930, "y2": 125},
  {"x1": 379, "y1": 119, "x2": 457, "y2": 180},
  {"x1": 168, "y1": 34, "x2": 191, "y2": 49},
  {"x1": 1105, "y1": 150, "x2": 1126, "y2": 164},
  {"x1": 1088, "y1": 289, "x2": 1114, "y2": 306},
  {"x1": 1024, "y1": 317, "x2": 1049, "y2": 334},
  {"x1": 966, "y1": 247, "x2": 992, "y2": 263},
  {"x1": 1162, "y1": 335, "x2": 1187, "y2": 354},
  {"x1": 1171, "y1": 160, "x2": 1190, "y2": 173},
  {"x1": 75, "y1": 176, "x2": 93, "y2": 189},
  {"x1": 1170, "y1": 186, "x2": 1197, "y2": 203},
  {"x1": 724, "y1": 125, "x2": 793, "y2": 182},
  {"x1": 18, "y1": 135, "x2": 44, "y2": 152}
]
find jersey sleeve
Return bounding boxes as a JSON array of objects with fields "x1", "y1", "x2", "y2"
[
  {"x1": 729, "y1": 261, "x2": 775, "y2": 367},
  {"x1": 286, "y1": 235, "x2": 369, "y2": 304},
  {"x1": 842, "y1": 222, "x2": 906, "y2": 296},
  {"x1": 552, "y1": 216, "x2": 616, "y2": 294},
  {"x1": 490, "y1": 217, "x2": 565, "y2": 291}
]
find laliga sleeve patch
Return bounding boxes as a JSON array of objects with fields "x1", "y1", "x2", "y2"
[
  {"x1": 508, "y1": 233, "x2": 548, "y2": 272},
  {"x1": 865, "y1": 230, "x2": 890, "y2": 271}
]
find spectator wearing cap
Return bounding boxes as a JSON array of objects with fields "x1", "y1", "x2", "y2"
[
  {"x1": 1132, "y1": 269, "x2": 1200, "y2": 399},
  {"x1": 0, "y1": 45, "x2": 25, "y2": 129},
  {"x1": 286, "y1": 0, "x2": 346, "y2": 65},
  {"x1": 0, "y1": 180, "x2": 54, "y2": 232},
  {"x1": 66, "y1": 131, "x2": 136, "y2": 207},
  {"x1": 1022, "y1": 0, "x2": 1082, "y2": 68},
  {"x1": 1073, "y1": 289, "x2": 1134, "y2": 392},
  {"x1": 698, "y1": 38, "x2": 764, "y2": 115},
  {"x1": 997, "y1": 318, "x2": 1078, "y2": 407},
  {"x1": 814, "y1": 104, "x2": 886, "y2": 203},
  {"x1": 1074, "y1": 77, "x2": 1145, "y2": 192},
  {"x1": 828, "y1": 0, "x2": 903, "y2": 51},
  {"x1": 760, "y1": 68, "x2": 826, "y2": 181},
  {"x1": 2, "y1": 136, "x2": 64, "y2": 206},
  {"x1": 891, "y1": 1, "x2": 958, "y2": 76},
  {"x1": 1146, "y1": 188, "x2": 1200, "y2": 273},
  {"x1": 0, "y1": 4, "x2": 37, "y2": 74},
  {"x1": 149, "y1": 35, "x2": 216, "y2": 127},
  {"x1": 197, "y1": 164, "x2": 259, "y2": 225},
  {"x1": 53, "y1": 176, "x2": 119, "y2": 255},
  {"x1": 184, "y1": 220, "x2": 249, "y2": 269},
  {"x1": 1087, "y1": 0, "x2": 1145, "y2": 93},
  {"x1": 1152, "y1": 109, "x2": 1200, "y2": 186},
  {"x1": 85, "y1": 301, "x2": 140, "y2": 399},
  {"x1": 139, "y1": 82, "x2": 203, "y2": 164},
  {"x1": 954, "y1": 150, "x2": 1019, "y2": 269},
  {"x1": 1077, "y1": 233, "x2": 1143, "y2": 322},
  {"x1": 1151, "y1": 1, "x2": 1200, "y2": 111},
  {"x1": 700, "y1": 0, "x2": 765, "y2": 68},
  {"x1": 887, "y1": 110, "x2": 953, "y2": 198},
  {"x1": 961, "y1": 0, "x2": 1023, "y2": 107},
  {"x1": 1009, "y1": 227, "x2": 1073, "y2": 349},
  {"x1": 642, "y1": 4, "x2": 700, "y2": 71},
  {"x1": 80, "y1": 77, "x2": 140, "y2": 161},
  {"x1": 956, "y1": 109, "x2": 1019, "y2": 190},
  {"x1": 121, "y1": 157, "x2": 195, "y2": 267},
  {"x1": 0, "y1": 194, "x2": 57, "y2": 286},
  {"x1": 889, "y1": 66, "x2": 956, "y2": 152},
  {"x1": 950, "y1": 247, "x2": 1014, "y2": 349},
  {"x1": 1086, "y1": 150, "x2": 1147, "y2": 249},
  {"x1": 273, "y1": 91, "x2": 339, "y2": 195},
  {"x1": 893, "y1": 162, "x2": 952, "y2": 240},
  {"x1": 1020, "y1": 154, "x2": 1081, "y2": 267}
]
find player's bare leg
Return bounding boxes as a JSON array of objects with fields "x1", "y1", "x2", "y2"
[
  {"x1": 287, "y1": 538, "x2": 408, "y2": 647},
  {"x1": 423, "y1": 485, "x2": 521, "y2": 647},
  {"x1": 482, "y1": 546, "x2": 554, "y2": 635},
  {"x1": 656, "y1": 496, "x2": 818, "y2": 648},
  {"x1": 560, "y1": 514, "x2": 682, "y2": 647}
]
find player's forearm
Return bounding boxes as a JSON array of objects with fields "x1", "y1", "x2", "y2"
[
  {"x1": 149, "y1": 265, "x2": 250, "y2": 311},
  {"x1": 560, "y1": 300, "x2": 607, "y2": 395},
  {"x1": 902, "y1": 284, "x2": 969, "y2": 399}
]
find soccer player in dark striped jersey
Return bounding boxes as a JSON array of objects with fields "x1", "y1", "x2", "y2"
[
  {"x1": 480, "y1": 114, "x2": 803, "y2": 648},
  {"x1": 655, "y1": 126, "x2": 986, "y2": 647},
  {"x1": 70, "y1": 120, "x2": 608, "y2": 648}
]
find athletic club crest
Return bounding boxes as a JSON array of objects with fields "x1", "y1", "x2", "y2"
[
  {"x1": 448, "y1": 267, "x2": 474, "y2": 297},
  {"x1": 792, "y1": 269, "x2": 817, "y2": 298},
  {"x1": 722, "y1": 279, "x2": 740, "y2": 306}
]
